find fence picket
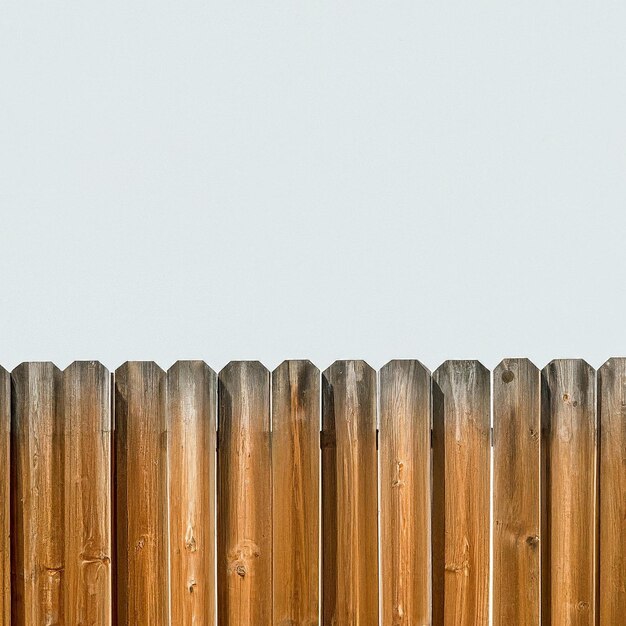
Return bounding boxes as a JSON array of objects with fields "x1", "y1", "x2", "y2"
[
  {"x1": 0, "y1": 367, "x2": 9, "y2": 626},
  {"x1": 380, "y1": 360, "x2": 432, "y2": 625},
  {"x1": 322, "y1": 360, "x2": 378, "y2": 626},
  {"x1": 493, "y1": 358, "x2": 541, "y2": 625},
  {"x1": 432, "y1": 360, "x2": 490, "y2": 625},
  {"x1": 114, "y1": 362, "x2": 168, "y2": 623},
  {"x1": 217, "y1": 361, "x2": 271, "y2": 625},
  {"x1": 63, "y1": 362, "x2": 112, "y2": 624},
  {"x1": 542, "y1": 359, "x2": 597, "y2": 623},
  {"x1": 166, "y1": 361, "x2": 217, "y2": 625},
  {"x1": 597, "y1": 358, "x2": 626, "y2": 624},
  {"x1": 272, "y1": 360, "x2": 320, "y2": 625},
  {"x1": 11, "y1": 362, "x2": 64, "y2": 624}
]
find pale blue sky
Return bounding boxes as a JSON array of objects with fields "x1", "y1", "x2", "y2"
[{"x1": 1, "y1": 1, "x2": 625, "y2": 371}]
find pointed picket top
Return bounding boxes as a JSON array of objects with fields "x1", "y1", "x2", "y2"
[
  {"x1": 273, "y1": 359, "x2": 319, "y2": 376},
  {"x1": 167, "y1": 359, "x2": 216, "y2": 376},
  {"x1": 433, "y1": 359, "x2": 489, "y2": 380},
  {"x1": 495, "y1": 357, "x2": 539, "y2": 380},
  {"x1": 381, "y1": 358, "x2": 431, "y2": 377}
]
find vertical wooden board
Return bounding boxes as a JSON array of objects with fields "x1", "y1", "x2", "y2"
[
  {"x1": 271, "y1": 360, "x2": 320, "y2": 625},
  {"x1": 217, "y1": 361, "x2": 271, "y2": 626},
  {"x1": 493, "y1": 358, "x2": 541, "y2": 626},
  {"x1": 114, "y1": 362, "x2": 168, "y2": 624},
  {"x1": 63, "y1": 361, "x2": 112, "y2": 624},
  {"x1": 322, "y1": 360, "x2": 378, "y2": 626},
  {"x1": 432, "y1": 360, "x2": 490, "y2": 626},
  {"x1": 0, "y1": 367, "x2": 9, "y2": 626},
  {"x1": 542, "y1": 359, "x2": 597, "y2": 623},
  {"x1": 379, "y1": 359, "x2": 432, "y2": 626},
  {"x1": 167, "y1": 361, "x2": 217, "y2": 625},
  {"x1": 10, "y1": 362, "x2": 64, "y2": 624},
  {"x1": 597, "y1": 359, "x2": 625, "y2": 624}
]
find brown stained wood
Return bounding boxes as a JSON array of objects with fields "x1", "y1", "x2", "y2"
[
  {"x1": 542, "y1": 360, "x2": 597, "y2": 624},
  {"x1": 63, "y1": 361, "x2": 112, "y2": 624},
  {"x1": 115, "y1": 362, "x2": 168, "y2": 624},
  {"x1": 322, "y1": 360, "x2": 378, "y2": 626},
  {"x1": 493, "y1": 359, "x2": 541, "y2": 626},
  {"x1": 217, "y1": 361, "x2": 271, "y2": 626},
  {"x1": 272, "y1": 360, "x2": 320, "y2": 625},
  {"x1": 597, "y1": 359, "x2": 626, "y2": 624},
  {"x1": 379, "y1": 360, "x2": 432, "y2": 626},
  {"x1": 0, "y1": 367, "x2": 9, "y2": 626},
  {"x1": 167, "y1": 361, "x2": 217, "y2": 625},
  {"x1": 432, "y1": 360, "x2": 490, "y2": 626},
  {"x1": 11, "y1": 362, "x2": 64, "y2": 625}
]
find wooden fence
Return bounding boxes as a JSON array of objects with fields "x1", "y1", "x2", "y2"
[{"x1": 0, "y1": 358, "x2": 624, "y2": 625}]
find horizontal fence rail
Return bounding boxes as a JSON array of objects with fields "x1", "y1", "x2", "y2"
[{"x1": 0, "y1": 358, "x2": 624, "y2": 625}]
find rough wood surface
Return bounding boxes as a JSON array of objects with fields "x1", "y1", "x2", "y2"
[
  {"x1": 114, "y1": 361, "x2": 168, "y2": 624},
  {"x1": 542, "y1": 359, "x2": 597, "y2": 624},
  {"x1": 379, "y1": 359, "x2": 432, "y2": 625},
  {"x1": 0, "y1": 367, "x2": 9, "y2": 626},
  {"x1": 63, "y1": 361, "x2": 112, "y2": 624},
  {"x1": 322, "y1": 360, "x2": 378, "y2": 626},
  {"x1": 597, "y1": 358, "x2": 626, "y2": 624},
  {"x1": 11, "y1": 362, "x2": 64, "y2": 625},
  {"x1": 167, "y1": 360, "x2": 217, "y2": 625},
  {"x1": 272, "y1": 360, "x2": 320, "y2": 625},
  {"x1": 432, "y1": 360, "x2": 490, "y2": 626},
  {"x1": 493, "y1": 358, "x2": 541, "y2": 625},
  {"x1": 217, "y1": 361, "x2": 271, "y2": 626}
]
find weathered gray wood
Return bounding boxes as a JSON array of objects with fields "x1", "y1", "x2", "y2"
[
  {"x1": 63, "y1": 361, "x2": 112, "y2": 624},
  {"x1": 11, "y1": 362, "x2": 64, "y2": 624},
  {"x1": 322, "y1": 360, "x2": 378, "y2": 626},
  {"x1": 597, "y1": 358, "x2": 626, "y2": 624},
  {"x1": 272, "y1": 360, "x2": 320, "y2": 625},
  {"x1": 432, "y1": 360, "x2": 490, "y2": 625},
  {"x1": 166, "y1": 360, "x2": 217, "y2": 625},
  {"x1": 379, "y1": 359, "x2": 432, "y2": 625},
  {"x1": 542, "y1": 360, "x2": 597, "y2": 624},
  {"x1": 217, "y1": 361, "x2": 271, "y2": 626},
  {"x1": 493, "y1": 358, "x2": 541, "y2": 625},
  {"x1": 0, "y1": 367, "x2": 9, "y2": 626},
  {"x1": 115, "y1": 362, "x2": 169, "y2": 624}
]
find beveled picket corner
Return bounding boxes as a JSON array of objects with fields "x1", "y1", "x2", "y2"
[{"x1": 0, "y1": 358, "x2": 624, "y2": 625}]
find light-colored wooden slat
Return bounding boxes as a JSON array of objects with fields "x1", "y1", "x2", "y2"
[
  {"x1": 271, "y1": 360, "x2": 320, "y2": 625},
  {"x1": 597, "y1": 358, "x2": 625, "y2": 624},
  {"x1": 11, "y1": 362, "x2": 64, "y2": 625},
  {"x1": 217, "y1": 361, "x2": 271, "y2": 626},
  {"x1": 379, "y1": 359, "x2": 432, "y2": 625},
  {"x1": 114, "y1": 361, "x2": 168, "y2": 624},
  {"x1": 0, "y1": 366, "x2": 9, "y2": 626},
  {"x1": 493, "y1": 358, "x2": 541, "y2": 625},
  {"x1": 167, "y1": 360, "x2": 217, "y2": 625},
  {"x1": 542, "y1": 359, "x2": 597, "y2": 623},
  {"x1": 63, "y1": 361, "x2": 112, "y2": 624},
  {"x1": 321, "y1": 360, "x2": 378, "y2": 626},
  {"x1": 432, "y1": 360, "x2": 490, "y2": 625}
]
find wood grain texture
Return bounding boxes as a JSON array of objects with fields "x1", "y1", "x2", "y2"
[
  {"x1": 597, "y1": 358, "x2": 626, "y2": 624},
  {"x1": 0, "y1": 367, "x2": 9, "y2": 626},
  {"x1": 217, "y1": 361, "x2": 271, "y2": 626},
  {"x1": 63, "y1": 361, "x2": 112, "y2": 624},
  {"x1": 493, "y1": 358, "x2": 541, "y2": 626},
  {"x1": 272, "y1": 360, "x2": 320, "y2": 626},
  {"x1": 322, "y1": 360, "x2": 378, "y2": 626},
  {"x1": 432, "y1": 360, "x2": 490, "y2": 626},
  {"x1": 167, "y1": 360, "x2": 217, "y2": 625},
  {"x1": 542, "y1": 359, "x2": 597, "y2": 624},
  {"x1": 114, "y1": 361, "x2": 168, "y2": 624},
  {"x1": 379, "y1": 359, "x2": 432, "y2": 626},
  {"x1": 11, "y1": 362, "x2": 64, "y2": 625}
]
